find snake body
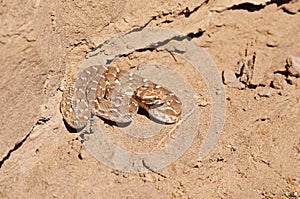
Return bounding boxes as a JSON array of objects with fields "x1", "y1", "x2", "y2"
[{"x1": 60, "y1": 65, "x2": 182, "y2": 129}]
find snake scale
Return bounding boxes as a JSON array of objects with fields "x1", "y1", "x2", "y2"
[{"x1": 60, "y1": 65, "x2": 182, "y2": 130}]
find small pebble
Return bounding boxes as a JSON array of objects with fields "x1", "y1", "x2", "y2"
[
  {"x1": 222, "y1": 69, "x2": 245, "y2": 89},
  {"x1": 258, "y1": 88, "x2": 275, "y2": 97},
  {"x1": 272, "y1": 74, "x2": 287, "y2": 89},
  {"x1": 223, "y1": 69, "x2": 237, "y2": 84},
  {"x1": 286, "y1": 55, "x2": 300, "y2": 77}
]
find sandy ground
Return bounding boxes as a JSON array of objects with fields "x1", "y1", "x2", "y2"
[{"x1": 0, "y1": 0, "x2": 299, "y2": 198}]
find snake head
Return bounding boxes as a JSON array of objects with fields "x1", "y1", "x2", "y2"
[{"x1": 134, "y1": 83, "x2": 182, "y2": 124}]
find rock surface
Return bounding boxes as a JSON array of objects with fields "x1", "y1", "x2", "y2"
[{"x1": 0, "y1": 0, "x2": 299, "y2": 198}]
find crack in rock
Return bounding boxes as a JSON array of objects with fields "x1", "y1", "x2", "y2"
[
  {"x1": 0, "y1": 117, "x2": 50, "y2": 169},
  {"x1": 141, "y1": 2, "x2": 208, "y2": 28},
  {"x1": 212, "y1": 0, "x2": 294, "y2": 12}
]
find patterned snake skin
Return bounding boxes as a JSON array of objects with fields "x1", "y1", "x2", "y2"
[{"x1": 60, "y1": 65, "x2": 182, "y2": 129}]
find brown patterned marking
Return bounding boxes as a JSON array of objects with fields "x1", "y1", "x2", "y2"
[{"x1": 61, "y1": 65, "x2": 182, "y2": 129}]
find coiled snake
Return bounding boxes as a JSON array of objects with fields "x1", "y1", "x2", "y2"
[{"x1": 60, "y1": 65, "x2": 182, "y2": 129}]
